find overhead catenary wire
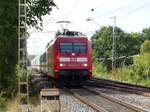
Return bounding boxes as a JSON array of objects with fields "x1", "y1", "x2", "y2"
[
  {"x1": 53, "y1": 0, "x2": 79, "y2": 30},
  {"x1": 86, "y1": 17, "x2": 101, "y2": 27},
  {"x1": 29, "y1": 17, "x2": 56, "y2": 35},
  {"x1": 43, "y1": 17, "x2": 53, "y2": 26},
  {"x1": 87, "y1": 0, "x2": 150, "y2": 28},
  {"x1": 30, "y1": 0, "x2": 149, "y2": 35},
  {"x1": 64, "y1": 0, "x2": 79, "y2": 20},
  {"x1": 29, "y1": 0, "x2": 150, "y2": 55},
  {"x1": 90, "y1": 0, "x2": 143, "y2": 20},
  {"x1": 118, "y1": 1, "x2": 150, "y2": 20}
]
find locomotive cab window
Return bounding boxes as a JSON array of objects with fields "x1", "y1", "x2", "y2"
[
  {"x1": 60, "y1": 42, "x2": 87, "y2": 53},
  {"x1": 73, "y1": 42, "x2": 86, "y2": 53},
  {"x1": 60, "y1": 43, "x2": 73, "y2": 53}
]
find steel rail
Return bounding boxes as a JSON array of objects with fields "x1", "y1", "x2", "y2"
[
  {"x1": 85, "y1": 81, "x2": 150, "y2": 97},
  {"x1": 92, "y1": 78, "x2": 150, "y2": 91},
  {"x1": 83, "y1": 86, "x2": 150, "y2": 112},
  {"x1": 64, "y1": 88, "x2": 108, "y2": 112},
  {"x1": 85, "y1": 78, "x2": 150, "y2": 97}
]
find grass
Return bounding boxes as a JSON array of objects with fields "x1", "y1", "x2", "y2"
[{"x1": 93, "y1": 62, "x2": 150, "y2": 87}]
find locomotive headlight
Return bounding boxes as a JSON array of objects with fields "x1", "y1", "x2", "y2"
[
  {"x1": 72, "y1": 53, "x2": 75, "y2": 56},
  {"x1": 83, "y1": 64, "x2": 88, "y2": 67},
  {"x1": 60, "y1": 63, "x2": 63, "y2": 67}
]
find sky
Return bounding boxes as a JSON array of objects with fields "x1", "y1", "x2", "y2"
[{"x1": 27, "y1": 0, "x2": 150, "y2": 55}]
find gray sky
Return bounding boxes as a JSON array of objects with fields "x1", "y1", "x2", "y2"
[{"x1": 27, "y1": 0, "x2": 150, "y2": 55}]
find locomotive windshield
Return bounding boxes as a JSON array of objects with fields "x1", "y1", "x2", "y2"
[{"x1": 60, "y1": 42, "x2": 86, "y2": 53}]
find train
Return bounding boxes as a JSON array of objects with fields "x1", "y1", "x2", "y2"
[{"x1": 31, "y1": 29, "x2": 92, "y2": 84}]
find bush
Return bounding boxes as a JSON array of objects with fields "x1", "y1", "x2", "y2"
[
  {"x1": 132, "y1": 53, "x2": 150, "y2": 79},
  {"x1": 140, "y1": 40, "x2": 150, "y2": 54},
  {"x1": 93, "y1": 62, "x2": 108, "y2": 78},
  {"x1": 0, "y1": 91, "x2": 7, "y2": 107},
  {"x1": 115, "y1": 67, "x2": 131, "y2": 81}
]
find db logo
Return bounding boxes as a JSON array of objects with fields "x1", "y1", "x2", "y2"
[{"x1": 70, "y1": 58, "x2": 77, "y2": 62}]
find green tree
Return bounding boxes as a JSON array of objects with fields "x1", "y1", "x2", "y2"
[
  {"x1": 132, "y1": 53, "x2": 150, "y2": 78},
  {"x1": 127, "y1": 32, "x2": 142, "y2": 55},
  {"x1": 0, "y1": 0, "x2": 56, "y2": 99},
  {"x1": 27, "y1": 0, "x2": 56, "y2": 29},
  {"x1": 140, "y1": 40, "x2": 150, "y2": 54},
  {"x1": 92, "y1": 26, "x2": 142, "y2": 69},
  {"x1": 116, "y1": 41, "x2": 150, "y2": 86},
  {"x1": 92, "y1": 26, "x2": 141, "y2": 59},
  {"x1": 0, "y1": 0, "x2": 18, "y2": 92},
  {"x1": 92, "y1": 26, "x2": 113, "y2": 59},
  {"x1": 141, "y1": 28, "x2": 150, "y2": 41}
]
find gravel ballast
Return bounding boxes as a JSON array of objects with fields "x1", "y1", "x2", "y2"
[
  {"x1": 61, "y1": 91, "x2": 95, "y2": 112},
  {"x1": 27, "y1": 92, "x2": 95, "y2": 112},
  {"x1": 92, "y1": 87, "x2": 150, "y2": 111}
]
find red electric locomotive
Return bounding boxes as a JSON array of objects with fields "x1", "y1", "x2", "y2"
[{"x1": 32, "y1": 29, "x2": 92, "y2": 84}]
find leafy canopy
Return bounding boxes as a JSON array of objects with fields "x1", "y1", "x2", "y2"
[
  {"x1": 140, "y1": 40, "x2": 150, "y2": 54},
  {"x1": 0, "y1": 0, "x2": 56, "y2": 96},
  {"x1": 92, "y1": 26, "x2": 142, "y2": 59},
  {"x1": 27, "y1": 0, "x2": 56, "y2": 29}
]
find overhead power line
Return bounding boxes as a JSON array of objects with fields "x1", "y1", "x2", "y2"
[
  {"x1": 43, "y1": 17, "x2": 53, "y2": 26},
  {"x1": 118, "y1": 1, "x2": 150, "y2": 20},
  {"x1": 65, "y1": 0, "x2": 79, "y2": 20},
  {"x1": 91, "y1": 0, "x2": 142, "y2": 20},
  {"x1": 86, "y1": 17, "x2": 101, "y2": 27},
  {"x1": 32, "y1": 0, "x2": 79, "y2": 35},
  {"x1": 87, "y1": 0, "x2": 150, "y2": 28},
  {"x1": 29, "y1": 17, "x2": 55, "y2": 35}
]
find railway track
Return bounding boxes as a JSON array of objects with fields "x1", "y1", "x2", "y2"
[
  {"x1": 29, "y1": 72, "x2": 150, "y2": 97},
  {"x1": 92, "y1": 78, "x2": 150, "y2": 91},
  {"x1": 84, "y1": 78, "x2": 150, "y2": 96},
  {"x1": 64, "y1": 87, "x2": 149, "y2": 112},
  {"x1": 29, "y1": 72, "x2": 150, "y2": 111}
]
